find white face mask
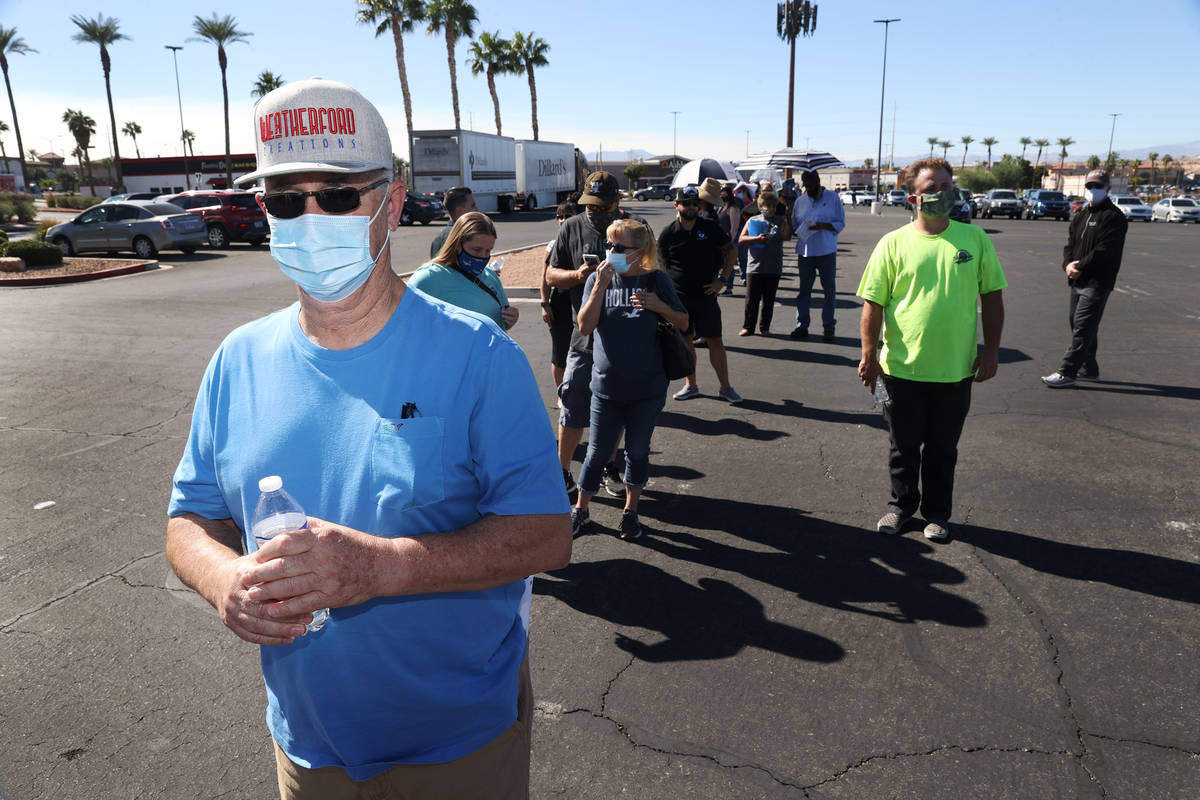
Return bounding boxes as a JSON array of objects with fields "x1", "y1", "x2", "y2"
[
  {"x1": 1084, "y1": 187, "x2": 1107, "y2": 204},
  {"x1": 267, "y1": 182, "x2": 390, "y2": 302}
]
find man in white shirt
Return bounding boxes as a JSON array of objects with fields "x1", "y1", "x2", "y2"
[{"x1": 790, "y1": 170, "x2": 846, "y2": 342}]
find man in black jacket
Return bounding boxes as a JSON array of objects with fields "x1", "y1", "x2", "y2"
[{"x1": 1042, "y1": 170, "x2": 1128, "y2": 388}]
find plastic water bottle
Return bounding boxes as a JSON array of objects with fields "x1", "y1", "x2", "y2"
[
  {"x1": 250, "y1": 475, "x2": 328, "y2": 633},
  {"x1": 874, "y1": 376, "x2": 890, "y2": 407},
  {"x1": 489, "y1": 256, "x2": 504, "y2": 274}
]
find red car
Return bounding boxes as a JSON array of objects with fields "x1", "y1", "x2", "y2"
[
  {"x1": 1068, "y1": 196, "x2": 1085, "y2": 215},
  {"x1": 162, "y1": 191, "x2": 269, "y2": 248}
]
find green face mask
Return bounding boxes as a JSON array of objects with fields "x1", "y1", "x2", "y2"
[{"x1": 918, "y1": 189, "x2": 958, "y2": 218}]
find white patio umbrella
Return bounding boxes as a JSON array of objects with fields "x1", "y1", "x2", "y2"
[
  {"x1": 738, "y1": 148, "x2": 845, "y2": 173},
  {"x1": 669, "y1": 158, "x2": 740, "y2": 188}
]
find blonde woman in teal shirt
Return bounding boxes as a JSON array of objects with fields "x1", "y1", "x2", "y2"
[{"x1": 407, "y1": 211, "x2": 518, "y2": 331}]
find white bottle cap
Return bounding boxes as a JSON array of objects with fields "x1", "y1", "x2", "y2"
[{"x1": 258, "y1": 475, "x2": 283, "y2": 493}]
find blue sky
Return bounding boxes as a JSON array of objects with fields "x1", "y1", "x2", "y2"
[{"x1": 4, "y1": 0, "x2": 1200, "y2": 168}]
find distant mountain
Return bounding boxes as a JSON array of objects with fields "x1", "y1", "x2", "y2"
[
  {"x1": 585, "y1": 149, "x2": 656, "y2": 164},
  {"x1": 843, "y1": 140, "x2": 1200, "y2": 169}
]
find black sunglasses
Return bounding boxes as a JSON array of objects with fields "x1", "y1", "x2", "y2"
[
  {"x1": 262, "y1": 178, "x2": 389, "y2": 219},
  {"x1": 605, "y1": 241, "x2": 639, "y2": 253},
  {"x1": 676, "y1": 199, "x2": 699, "y2": 207}
]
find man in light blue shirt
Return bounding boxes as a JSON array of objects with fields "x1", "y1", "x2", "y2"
[
  {"x1": 166, "y1": 77, "x2": 570, "y2": 799},
  {"x1": 790, "y1": 169, "x2": 846, "y2": 342}
]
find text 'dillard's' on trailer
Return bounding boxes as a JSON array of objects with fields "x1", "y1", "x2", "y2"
[
  {"x1": 515, "y1": 140, "x2": 577, "y2": 210},
  {"x1": 410, "y1": 129, "x2": 517, "y2": 213}
]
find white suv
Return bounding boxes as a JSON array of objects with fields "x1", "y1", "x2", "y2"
[{"x1": 1111, "y1": 195, "x2": 1153, "y2": 222}]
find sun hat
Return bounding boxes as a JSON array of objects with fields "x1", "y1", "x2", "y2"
[
  {"x1": 697, "y1": 177, "x2": 723, "y2": 205},
  {"x1": 235, "y1": 77, "x2": 392, "y2": 187}
]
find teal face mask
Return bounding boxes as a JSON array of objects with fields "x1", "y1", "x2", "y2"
[{"x1": 918, "y1": 189, "x2": 958, "y2": 218}]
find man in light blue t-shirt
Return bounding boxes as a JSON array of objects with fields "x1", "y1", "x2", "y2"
[{"x1": 166, "y1": 78, "x2": 570, "y2": 799}]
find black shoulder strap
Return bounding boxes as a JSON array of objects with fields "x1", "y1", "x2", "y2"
[{"x1": 448, "y1": 261, "x2": 503, "y2": 309}]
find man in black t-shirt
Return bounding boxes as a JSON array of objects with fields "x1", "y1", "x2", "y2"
[{"x1": 658, "y1": 187, "x2": 743, "y2": 403}]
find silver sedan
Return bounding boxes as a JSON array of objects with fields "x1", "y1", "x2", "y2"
[
  {"x1": 1152, "y1": 197, "x2": 1200, "y2": 223},
  {"x1": 47, "y1": 201, "x2": 209, "y2": 258}
]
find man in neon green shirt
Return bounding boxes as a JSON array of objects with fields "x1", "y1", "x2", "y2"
[{"x1": 856, "y1": 158, "x2": 1006, "y2": 541}]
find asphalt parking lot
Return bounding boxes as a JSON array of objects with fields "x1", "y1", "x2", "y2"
[{"x1": 1, "y1": 206, "x2": 1197, "y2": 799}]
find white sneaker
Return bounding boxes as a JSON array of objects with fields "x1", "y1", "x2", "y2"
[
  {"x1": 1041, "y1": 371, "x2": 1076, "y2": 388},
  {"x1": 718, "y1": 386, "x2": 744, "y2": 404},
  {"x1": 673, "y1": 385, "x2": 701, "y2": 401}
]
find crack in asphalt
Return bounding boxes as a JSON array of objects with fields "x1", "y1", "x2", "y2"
[
  {"x1": 961, "y1": 514, "x2": 1106, "y2": 796},
  {"x1": 802, "y1": 744, "x2": 1078, "y2": 790},
  {"x1": 0, "y1": 551, "x2": 161, "y2": 630}
]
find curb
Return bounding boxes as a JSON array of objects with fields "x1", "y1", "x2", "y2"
[{"x1": 0, "y1": 260, "x2": 158, "y2": 287}]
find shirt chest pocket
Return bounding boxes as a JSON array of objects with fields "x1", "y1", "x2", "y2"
[{"x1": 371, "y1": 417, "x2": 446, "y2": 511}]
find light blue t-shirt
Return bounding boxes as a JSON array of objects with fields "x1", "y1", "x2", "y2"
[
  {"x1": 405, "y1": 262, "x2": 510, "y2": 329},
  {"x1": 168, "y1": 286, "x2": 567, "y2": 779}
]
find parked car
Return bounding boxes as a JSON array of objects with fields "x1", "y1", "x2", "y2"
[
  {"x1": 886, "y1": 189, "x2": 908, "y2": 206},
  {"x1": 1152, "y1": 197, "x2": 1200, "y2": 223},
  {"x1": 1068, "y1": 195, "x2": 1085, "y2": 215},
  {"x1": 634, "y1": 184, "x2": 673, "y2": 201},
  {"x1": 102, "y1": 192, "x2": 161, "y2": 204},
  {"x1": 1022, "y1": 189, "x2": 1070, "y2": 221},
  {"x1": 162, "y1": 190, "x2": 268, "y2": 247},
  {"x1": 47, "y1": 200, "x2": 207, "y2": 258},
  {"x1": 1110, "y1": 195, "x2": 1153, "y2": 222},
  {"x1": 949, "y1": 188, "x2": 972, "y2": 223},
  {"x1": 399, "y1": 193, "x2": 445, "y2": 225},
  {"x1": 981, "y1": 188, "x2": 1021, "y2": 219},
  {"x1": 838, "y1": 189, "x2": 872, "y2": 206}
]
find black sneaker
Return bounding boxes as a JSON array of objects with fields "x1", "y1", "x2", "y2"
[
  {"x1": 563, "y1": 468, "x2": 578, "y2": 498},
  {"x1": 602, "y1": 463, "x2": 626, "y2": 497},
  {"x1": 822, "y1": 329, "x2": 836, "y2": 343},
  {"x1": 619, "y1": 511, "x2": 643, "y2": 540},
  {"x1": 570, "y1": 507, "x2": 590, "y2": 537},
  {"x1": 789, "y1": 326, "x2": 808, "y2": 340}
]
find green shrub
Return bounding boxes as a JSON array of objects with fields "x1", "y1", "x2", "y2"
[
  {"x1": 34, "y1": 220, "x2": 55, "y2": 242},
  {"x1": 2, "y1": 239, "x2": 64, "y2": 267},
  {"x1": 0, "y1": 198, "x2": 13, "y2": 224},
  {"x1": 0, "y1": 229, "x2": 8, "y2": 244},
  {"x1": 45, "y1": 194, "x2": 100, "y2": 210},
  {"x1": 0, "y1": 192, "x2": 35, "y2": 222}
]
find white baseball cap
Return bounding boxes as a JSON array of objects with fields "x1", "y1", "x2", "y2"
[{"x1": 234, "y1": 77, "x2": 392, "y2": 187}]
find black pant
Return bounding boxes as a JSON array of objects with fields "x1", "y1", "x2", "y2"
[
  {"x1": 1059, "y1": 284, "x2": 1110, "y2": 377},
  {"x1": 881, "y1": 376, "x2": 973, "y2": 523},
  {"x1": 743, "y1": 273, "x2": 781, "y2": 332}
]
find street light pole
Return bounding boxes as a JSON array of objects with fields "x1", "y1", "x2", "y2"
[
  {"x1": 165, "y1": 45, "x2": 190, "y2": 190},
  {"x1": 745, "y1": 130, "x2": 751, "y2": 158},
  {"x1": 873, "y1": 18, "x2": 899, "y2": 204},
  {"x1": 1106, "y1": 113, "x2": 1121, "y2": 162},
  {"x1": 671, "y1": 111, "x2": 680, "y2": 158}
]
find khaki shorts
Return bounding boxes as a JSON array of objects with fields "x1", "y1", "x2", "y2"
[{"x1": 273, "y1": 658, "x2": 532, "y2": 800}]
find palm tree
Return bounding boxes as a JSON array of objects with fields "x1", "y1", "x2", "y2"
[
  {"x1": 181, "y1": 129, "x2": 196, "y2": 160},
  {"x1": 425, "y1": 0, "x2": 478, "y2": 130},
  {"x1": 776, "y1": 1, "x2": 818, "y2": 148},
  {"x1": 1033, "y1": 138, "x2": 1049, "y2": 171},
  {"x1": 1019, "y1": 136, "x2": 1032, "y2": 161},
  {"x1": 927, "y1": 136, "x2": 939, "y2": 157},
  {"x1": 1103, "y1": 151, "x2": 1119, "y2": 173},
  {"x1": 357, "y1": 0, "x2": 426, "y2": 147},
  {"x1": 1056, "y1": 137, "x2": 1075, "y2": 170},
  {"x1": 190, "y1": 14, "x2": 252, "y2": 189},
  {"x1": 1147, "y1": 151, "x2": 1158, "y2": 185},
  {"x1": 63, "y1": 109, "x2": 96, "y2": 192},
  {"x1": 511, "y1": 31, "x2": 549, "y2": 141},
  {"x1": 981, "y1": 136, "x2": 998, "y2": 168},
  {"x1": 71, "y1": 14, "x2": 128, "y2": 190},
  {"x1": 1161, "y1": 154, "x2": 1174, "y2": 186},
  {"x1": 0, "y1": 119, "x2": 9, "y2": 172},
  {"x1": 939, "y1": 140, "x2": 952, "y2": 159},
  {"x1": 0, "y1": 27, "x2": 35, "y2": 190},
  {"x1": 960, "y1": 135, "x2": 974, "y2": 168},
  {"x1": 466, "y1": 32, "x2": 516, "y2": 136},
  {"x1": 251, "y1": 70, "x2": 284, "y2": 99},
  {"x1": 1086, "y1": 155, "x2": 1100, "y2": 170},
  {"x1": 121, "y1": 121, "x2": 142, "y2": 158}
]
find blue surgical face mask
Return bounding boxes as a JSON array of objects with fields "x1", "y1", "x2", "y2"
[
  {"x1": 606, "y1": 250, "x2": 630, "y2": 274},
  {"x1": 457, "y1": 251, "x2": 489, "y2": 276},
  {"x1": 267, "y1": 182, "x2": 389, "y2": 303}
]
